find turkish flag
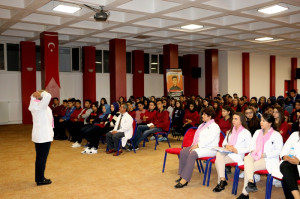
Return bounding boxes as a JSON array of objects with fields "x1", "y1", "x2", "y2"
[{"x1": 40, "y1": 31, "x2": 60, "y2": 99}]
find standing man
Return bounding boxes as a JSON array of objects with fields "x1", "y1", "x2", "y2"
[
  {"x1": 28, "y1": 90, "x2": 53, "y2": 186},
  {"x1": 106, "y1": 103, "x2": 133, "y2": 156}
]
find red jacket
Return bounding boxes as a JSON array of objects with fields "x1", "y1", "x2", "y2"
[
  {"x1": 218, "y1": 118, "x2": 231, "y2": 134},
  {"x1": 241, "y1": 104, "x2": 248, "y2": 112},
  {"x1": 141, "y1": 109, "x2": 157, "y2": 124},
  {"x1": 153, "y1": 109, "x2": 170, "y2": 132},
  {"x1": 128, "y1": 110, "x2": 136, "y2": 119},
  {"x1": 214, "y1": 110, "x2": 222, "y2": 124},
  {"x1": 70, "y1": 108, "x2": 83, "y2": 122},
  {"x1": 51, "y1": 105, "x2": 64, "y2": 117},
  {"x1": 183, "y1": 110, "x2": 199, "y2": 126},
  {"x1": 280, "y1": 121, "x2": 290, "y2": 143}
]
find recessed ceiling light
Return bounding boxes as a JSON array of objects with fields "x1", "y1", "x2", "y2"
[
  {"x1": 181, "y1": 24, "x2": 203, "y2": 30},
  {"x1": 53, "y1": 5, "x2": 81, "y2": 14},
  {"x1": 255, "y1": 37, "x2": 274, "y2": 41},
  {"x1": 258, "y1": 4, "x2": 288, "y2": 14}
]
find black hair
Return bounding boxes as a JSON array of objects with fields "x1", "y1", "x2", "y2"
[
  {"x1": 53, "y1": 97, "x2": 59, "y2": 101},
  {"x1": 85, "y1": 99, "x2": 92, "y2": 104},
  {"x1": 137, "y1": 102, "x2": 144, "y2": 106},
  {"x1": 63, "y1": 99, "x2": 68, "y2": 103},
  {"x1": 156, "y1": 99, "x2": 163, "y2": 104},
  {"x1": 75, "y1": 99, "x2": 81, "y2": 104},
  {"x1": 126, "y1": 101, "x2": 133, "y2": 105},
  {"x1": 290, "y1": 89, "x2": 297, "y2": 93},
  {"x1": 262, "y1": 113, "x2": 278, "y2": 131},
  {"x1": 67, "y1": 99, "x2": 73, "y2": 103},
  {"x1": 100, "y1": 98, "x2": 108, "y2": 104},
  {"x1": 71, "y1": 98, "x2": 76, "y2": 102}
]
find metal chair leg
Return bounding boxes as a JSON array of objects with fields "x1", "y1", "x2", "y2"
[{"x1": 162, "y1": 152, "x2": 167, "y2": 173}]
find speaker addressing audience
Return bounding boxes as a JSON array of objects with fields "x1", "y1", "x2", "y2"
[{"x1": 28, "y1": 90, "x2": 53, "y2": 186}]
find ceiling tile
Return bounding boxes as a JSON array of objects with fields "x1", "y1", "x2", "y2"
[
  {"x1": 69, "y1": 20, "x2": 116, "y2": 30},
  {"x1": 22, "y1": 13, "x2": 62, "y2": 25},
  {"x1": 57, "y1": 28, "x2": 95, "y2": 35},
  {"x1": 0, "y1": 0, "x2": 26, "y2": 8},
  {"x1": 203, "y1": 0, "x2": 272, "y2": 11},
  {"x1": 133, "y1": 18, "x2": 182, "y2": 28},
  {"x1": 144, "y1": 30, "x2": 183, "y2": 37},
  {"x1": 0, "y1": 8, "x2": 11, "y2": 19},
  {"x1": 10, "y1": 22, "x2": 46, "y2": 32},
  {"x1": 117, "y1": 0, "x2": 180, "y2": 14},
  {"x1": 93, "y1": 32, "x2": 129, "y2": 38},
  {"x1": 2, "y1": 29, "x2": 35, "y2": 38},
  {"x1": 164, "y1": 7, "x2": 220, "y2": 20},
  {"x1": 174, "y1": 34, "x2": 211, "y2": 40},
  {"x1": 273, "y1": 13, "x2": 300, "y2": 24},
  {"x1": 201, "y1": 28, "x2": 241, "y2": 36},
  {"x1": 232, "y1": 21, "x2": 279, "y2": 31},
  {"x1": 108, "y1": 10, "x2": 145, "y2": 23},
  {"x1": 202, "y1": 15, "x2": 253, "y2": 26},
  {"x1": 109, "y1": 26, "x2": 153, "y2": 34}
]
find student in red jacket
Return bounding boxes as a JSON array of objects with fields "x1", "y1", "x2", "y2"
[
  {"x1": 140, "y1": 101, "x2": 157, "y2": 124},
  {"x1": 181, "y1": 102, "x2": 200, "y2": 135},
  {"x1": 51, "y1": 98, "x2": 65, "y2": 137},
  {"x1": 239, "y1": 97, "x2": 248, "y2": 112},
  {"x1": 66, "y1": 100, "x2": 82, "y2": 141},
  {"x1": 128, "y1": 100, "x2": 170, "y2": 151},
  {"x1": 126, "y1": 101, "x2": 136, "y2": 119},
  {"x1": 213, "y1": 100, "x2": 222, "y2": 124},
  {"x1": 273, "y1": 106, "x2": 290, "y2": 143}
]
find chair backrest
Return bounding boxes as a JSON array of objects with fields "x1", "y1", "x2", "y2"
[
  {"x1": 166, "y1": 117, "x2": 172, "y2": 134},
  {"x1": 182, "y1": 127, "x2": 198, "y2": 148},
  {"x1": 218, "y1": 131, "x2": 226, "y2": 147}
]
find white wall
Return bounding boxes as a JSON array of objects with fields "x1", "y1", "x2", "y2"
[
  {"x1": 144, "y1": 74, "x2": 164, "y2": 98},
  {"x1": 96, "y1": 73, "x2": 110, "y2": 103},
  {"x1": 276, "y1": 56, "x2": 290, "y2": 97},
  {"x1": 227, "y1": 51, "x2": 243, "y2": 96},
  {"x1": 0, "y1": 71, "x2": 22, "y2": 124}
]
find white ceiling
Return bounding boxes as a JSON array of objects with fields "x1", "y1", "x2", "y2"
[{"x1": 1, "y1": 0, "x2": 300, "y2": 56}]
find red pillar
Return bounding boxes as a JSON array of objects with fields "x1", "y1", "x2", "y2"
[
  {"x1": 183, "y1": 54, "x2": 199, "y2": 96},
  {"x1": 20, "y1": 41, "x2": 36, "y2": 124},
  {"x1": 40, "y1": 31, "x2": 60, "y2": 99},
  {"x1": 82, "y1": 46, "x2": 96, "y2": 102},
  {"x1": 291, "y1": 57, "x2": 297, "y2": 90},
  {"x1": 132, "y1": 50, "x2": 144, "y2": 99},
  {"x1": 109, "y1": 38, "x2": 126, "y2": 103},
  {"x1": 242, "y1": 52, "x2": 250, "y2": 98},
  {"x1": 205, "y1": 49, "x2": 219, "y2": 97},
  {"x1": 163, "y1": 44, "x2": 178, "y2": 96},
  {"x1": 270, "y1": 55, "x2": 276, "y2": 96}
]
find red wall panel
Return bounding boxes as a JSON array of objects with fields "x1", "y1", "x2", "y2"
[
  {"x1": 205, "y1": 49, "x2": 219, "y2": 97},
  {"x1": 242, "y1": 52, "x2": 250, "y2": 98},
  {"x1": 270, "y1": 56, "x2": 276, "y2": 96},
  {"x1": 82, "y1": 46, "x2": 96, "y2": 102},
  {"x1": 132, "y1": 50, "x2": 144, "y2": 98}
]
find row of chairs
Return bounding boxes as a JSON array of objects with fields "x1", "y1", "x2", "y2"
[{"x1": 162, "y1": 127, "x2": 276, "y2": 199}]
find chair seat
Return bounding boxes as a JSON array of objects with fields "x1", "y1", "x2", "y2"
[
  {"x1": 238, "y1": 165, "x2": 269, "y2": 175},
  {"x1": 165, "y1": 148, "x2": 181, "y2": 154},
  {"x1": 154, "y1": 131, "x2": 167, "y2": 135},
  {"x1": 197, "y1": 157, "x2": 214, "y2": 161}
]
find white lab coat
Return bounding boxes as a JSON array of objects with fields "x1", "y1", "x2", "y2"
[
  {"x1": 112, "y1": 112, "x2": 133, "y2": 147},
  {"x1": 194, "y1": 122, "x2": 220, "y2": 157},
  {"x1": 272, "y1": 132, "x2": 300, "y2": 179},
  {"x1": 248, "y1": 129, "x2": 283, "y2": 174},
  {"x1": 222, "y1": 128, "x2": 252, "y2": 165},
  {"x1": 28, "y1": 91, "x2": 54, "y2": 143}
]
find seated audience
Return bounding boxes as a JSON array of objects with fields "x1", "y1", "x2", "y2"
[
  {"x1": 81, "y1": 104, "x2": 110, "y2": 154},
  {"x1": 167, "y1": 98, "x2": 176, "y2": 119},
  {"x1": 55, "y1": 100, "x2": 75, "y2": 140},
  {"x1": 273, "y1": 106, "x2": 290, "y2": 143},
  {"x1": 218, "y1": 105, "x2": 234, "y2": 141},
  {"x1": 244, "y1": 107, "x2": 260, "y2": 136},
  {"x1": 258, "y1": 96, "x2": 267, "y2": 113},
  {"x1": 106, "y1": 103, "x2": 133, "y2": 156},
  {"x1": 67, "y1": 100, "x2": 82, "y2": 141},
  {"x1": 172, "y1": 101, "x2": 185, "y2": 136},
  {"x1": 236, "y1": 113, "x2": 283, "y2": 199},
  {"x1": 239, "y1": 97, "x2": 248, "y2": 112},
  {"x1": 232, "y1": 97, "x2": 242, "y2": 112},
  {"x1": 126, "y1": 101, "x2": 136, "y2": 119},
  {"x1": 71, "y1": 99, "x2": 93, "y2": 148},
  {"x1": 174, "y1": 107, "x2": 220, "y2": 188},
  {"x1": 248, "y1": 103, "x2": 262, "y2": 120},
  {"x1": 213, "y1": 100, "x2": 222, "y2": 123},
  {"x1": 291, "y1": 100, "x2": 300, "y2": 123},
  {"x1": 213, "y1": 113, "x2": 251, "y2": 192},
  {"x1": 181, "y1": 102, "x2": 200, "y2": 135},
  {"x1": 128, "y1": 100, "x2": 169, "y2": 151},
  {"x1": 51, "y1": 97, "x2": 64, "y2": 137},
  {"x1": 135, "y1": 102, "x2": 146, "y2": 124},
  {"x1": 141, "y1": 101, "x2": 157, "y2": 125}
]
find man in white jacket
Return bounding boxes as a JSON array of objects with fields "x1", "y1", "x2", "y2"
[{"x1": 28, "y1": 90, "x2": 53, "y2": 186}]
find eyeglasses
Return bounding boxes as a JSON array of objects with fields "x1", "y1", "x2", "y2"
[{"x1": 245, "y1": 112, "x2": 253, "y2": 114}]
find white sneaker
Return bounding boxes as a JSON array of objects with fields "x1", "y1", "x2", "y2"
[
  {"x1": 239, "y1": 171, "x2": 244, "y2": 178},
  {"x1": 150, "y1": 136, "x2": 155, "y2": 140},
  {"x1": 273, "y1": 179, "x2": 282, "y2": 187},
  {"x1": 254, "y1": 174, "x2": 261, "y2": 182},
  {"x1": 88, "y1": 147, "x2": 98, "y2": 154},
  {"x1": 81, "y1": 147, "x2": 91, "y2": 154},
  {"x1": 72, "y1": 142, "x2": 81, "y2": 148}
]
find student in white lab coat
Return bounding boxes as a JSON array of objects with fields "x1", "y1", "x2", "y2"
[
  {"x1": 213, "y1": 112, "x2": 251, "y2": 192},
  {"x1": 174, "y1": 107, "x2": 220, "y2": 188},
  {"x1": 237, "y1": 113, "x2": 283, "y2": 199},
  {"x1": 277, "y1": 131, "x2": 300, "y2": 199},
  {"x1": 28, "y1": 90, "x2": 54, "y2": 186}
]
